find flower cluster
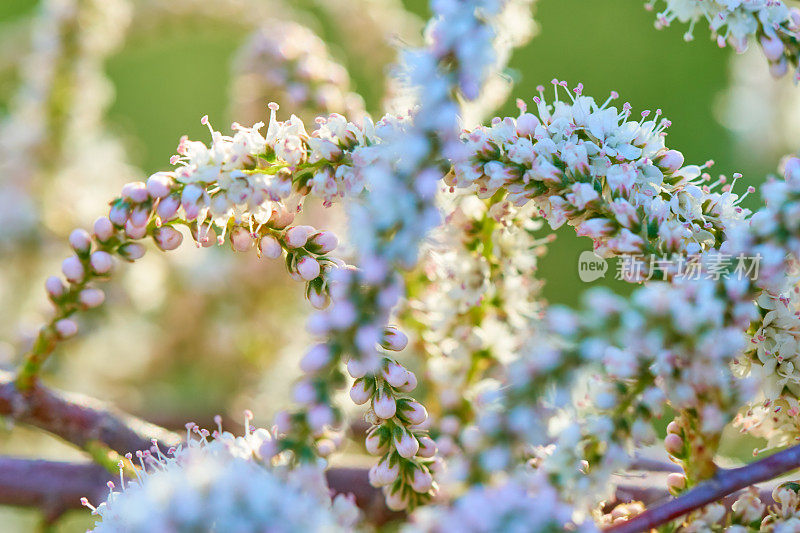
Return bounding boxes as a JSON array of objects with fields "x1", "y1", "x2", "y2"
[
  {"x1": 83, "y1": 416, "x2": 360, "y2": 532},
  {"x1": 230, "y1": 21, "x2": 365, "y2": 125},
  {"x1": 451, "y1": 82, "x2": 754, "y2": 271},
  {"x1": 646, "y1": 0, "x2": 800, "y2": 79},
  {"x1": 405, "y1": 193, "x2": 550, "y2": 480}
]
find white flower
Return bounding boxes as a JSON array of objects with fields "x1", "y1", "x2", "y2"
[{"x1": 84, "y1": 424, "x2": 360, "y2": 532}]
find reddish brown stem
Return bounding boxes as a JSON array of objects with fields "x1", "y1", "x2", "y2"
[
  {"x1": 0, "y1": 370, "x2": 180, "y2": 455},
  {"x1": 0, "y1": 458, "x2": 111, "y2": 525},
  {"x1": 606, "y1": 443, "x2": 800, "y2": 533}
]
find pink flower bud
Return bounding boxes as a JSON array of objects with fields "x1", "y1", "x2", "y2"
[
  {"x1": 372, "y1": 390, "x2": 396, "y2": 419},
  {"x1": 300, "y1": 344, "x2": 331, "y2": 374},
  {"x1": 79, "y1": 288, "x2": 105, "y2": 308},
  {"x1": 329, "y1": 300, "x2": 357, "y2": 330},
  {"x1": 196, "y1": 225, "x2": 216, "y2": 247},
  {"x1": 381, "y1": 327, "x2": 408, "y2": 351},
  {"x1": 384, "y1": 488, "x2": 408, "y2": 510},
  {"x1": 61, "y1": 256, "x2": 85, "y2": 283},
  {"x1": 394, "y1": 431, "x2": 419, "y2": 458},
  {"x1": 664, "y1": 433, "x2": 683, "y2": 456},
  {"x1": 666, "y1": 473, "x2": 686, "y2": 492},
  {"x1": 666, "y1": 421, "x2": 681, "y2": 435},
  {"x1": 129, "y1": 206, "x2": 151, "y2": 228},
  {"x1": 93, "y1": 217, "x2": 114, "y2": 242},
  {"x1": 268, "y1": 205, "x2": 294, "y2": 229},
  {"x1": 125, "y1": 219, "x2": 147, "y2": 239},
  {"x1": 417, "y1": 436, "x2": 437, "y2": 458},
  {"x1": 307, "y1": 404, "x2": 334, "y2": 432},
  {"x1": 306, "y1": 313, "x2": 329, "y2": 336},
  {"x1": 55, "y1": 319, "x2": 78, "y2": 338},
  {"x1": 770, "y1": 57, "x2": 789, "y2": 78},
  {"x1": 296, "y1": 256, "x2": 321, "y2": 280},
  {"x1": 118, "y1": 243, "x2": 145, "y2": 261},
  {"x1": 69, "y1": 229, "x2": 92, "y2": 254},
  {"x1": 355, "y1": 325, "x2": 380, "y2": 354},
  {"x1": 153, "y1": 226, "x2": 183, "y2": 251},
  {"x1": 516, "y1": 113, "x2": 540, "y2": 136},
  {"x1": 156, "y1": 195, "x2": 180, "y2": 220},
  {"x1": 292, "y1": 380, "x2": 317, "y2": 405},
  {"x1": 398, "y1": 370, "x2": 417, "y2": 393},
  {"x1": 146, "y1": 173, "x2": 174, "y2": 199},
  {"x1": 370, "y1": 459, "x2": 399, "y2": 486},
  {"x1": 658, "y1": 150, "x2": 684, "y2": 173},
  {"x1": 274, "y1": 411, "x2": 292, "y2": 433},
  {"x1": 382, "y1": 362, "x2": 408, "y2": 389},
  {"x1": 45, "y1": 276, "x2": 65, "y2": 299},
  {"x1": 230, "y1": 227, "x2": 252, "y2": 252},
  {"x1": 285, "y1": 226, "x2": 312, "y2": 248},
  {"x1": 259, "y1": 235, "x2": 282, "y2": 259},
  {"x1": 760, "y1": 34, "x2": 785, "y2": 61},
  {"x1": 121, "y1": 182, "x2": 149, "y2": 203},
  {"x1": 181, "y1": 185, "x2": 206, "y2": 220},
  {"x1": 347, "y1": 357, "x2": 368, "y2": 378},
  {"x1": 258, "y1": 439, "x2": 277, "y2": 459},
  {"x1": 400, "y1": 401, "x2": 427, "y2": 425},
  {"x1": 365, "y1": 428, "x2": 387, "y2": 455},
  {"x1": 349, "y1": 378, "x2": 373, "y2": 405},
  {"x1": 785, "y1": 157, "x2": 800, "y2": 185},
  {"x1": 316, "y1": 438, "x2": 336, "y2": 457},
  {"x1": 109, "y1": 203, "x2": 130, "y2": 227},
  {"x1": 307, "y1": 231, "x2": 338, "y2": 254},
  {"x1": 410, "y1": 468, "x2": 433, "y2": 493},
  {"x1": 306, "y1": 284, "x2": 330, "y2": 310},
  {"x1": 90, "y1": 251, "x2": 113, "y2": 274}
]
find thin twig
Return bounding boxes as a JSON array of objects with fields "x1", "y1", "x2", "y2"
[{"x1": 605, "y1": 443, "x2": 800, "y2": 533}]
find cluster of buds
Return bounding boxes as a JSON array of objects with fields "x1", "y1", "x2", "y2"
[
  {"x1": 297, "y1": 265, "x2": 439, "y2": 510},
  {"x1": 83, "y1": 414, "x2": 360, "y2": 532},
  {"x1": 646, "y1": 0, "x2": 800, "y2": 79},
  {"x1": 230, "y1": 21, "x2": 365, "y2": 125},
  {"x1": 18, "y1": 110, "x2": 357, "y2": 389}
]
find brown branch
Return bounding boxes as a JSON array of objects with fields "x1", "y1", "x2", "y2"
[
  {"x1": 0, "y1": 370, "x2": 180, "y2": 455},
  {"x1": 0, "y1": 458, "x2": 111, "y2": 525},
  {"x1": 0, "y1": 457, "x2": 398, "y2": 525},
  {"x1": 606, "y1": 443, "x2": 800, "y2": 533}
]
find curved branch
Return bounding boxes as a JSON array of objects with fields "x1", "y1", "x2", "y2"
[
  {"x1": 0, "y1": 458, "x2": 111, "y2": 525},
  {"x1": 606, "y1": 443, "x2": 800, "y2": 533},
  {"x1": 0, "y1": 370, "x2": 180, "y2": 455}
]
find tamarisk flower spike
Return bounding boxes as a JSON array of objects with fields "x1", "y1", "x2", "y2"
[{"x1": 647, "y1": 0, "x2": 800, "y2": 80}]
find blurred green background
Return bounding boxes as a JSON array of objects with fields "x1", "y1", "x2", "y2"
[{"x1": 0, "y1": 0, "x2": 792, "y2": 530}]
